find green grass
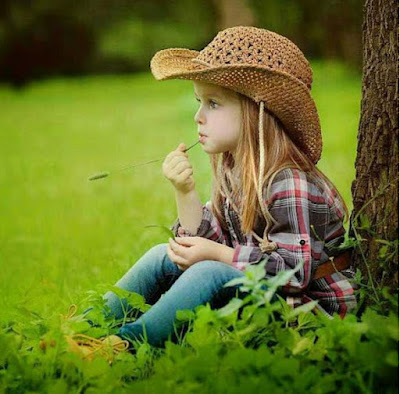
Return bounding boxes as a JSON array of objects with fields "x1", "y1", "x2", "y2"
[
  {"x1": 1, "y1": 61, "x2": 398, "y2": 394},
  {"x1": 0, "y1": 61, "x2": 373, "y2": 392}
]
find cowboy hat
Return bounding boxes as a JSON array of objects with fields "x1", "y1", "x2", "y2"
[{"x1": 150, "y1": 25, "x2": 322, "y2": 164}]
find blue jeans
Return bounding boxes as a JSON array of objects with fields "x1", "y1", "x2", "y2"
[{"x1": 101, "y1": 243, "x2": 251, "y2": 348}]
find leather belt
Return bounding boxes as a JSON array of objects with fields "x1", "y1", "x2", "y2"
[{"x1": 312, "y1": 250, "x2": 353, "y2": 280}]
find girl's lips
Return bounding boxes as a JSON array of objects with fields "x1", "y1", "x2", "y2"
[{"x1": 199, "y1": 135, "x2": 207, "y2": 143}]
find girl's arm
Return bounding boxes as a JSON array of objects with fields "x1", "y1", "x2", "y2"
[
  {"x1": 171, "y1": 198, "x2": 229, "y2": 245},
  {"x1": 163, "y1": 143, "x2": 227, "y2": 244},
  {"x1": 174, "y1": 189, "x2": 203, "y2": 235}
]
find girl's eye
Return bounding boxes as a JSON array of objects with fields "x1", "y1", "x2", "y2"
[{"x1": 195, "y1": 98, "x2": 218, "y2": 109}]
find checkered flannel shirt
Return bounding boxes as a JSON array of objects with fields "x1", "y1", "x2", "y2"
[{"x1": 171, "y1": 168, "x2": 358, "y2": 319}]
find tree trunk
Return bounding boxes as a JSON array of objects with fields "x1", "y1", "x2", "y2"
[
  {"x1": 211, "y1": 0, "x2": 255, "y2": 30},
  {"x1": 349, "y1": 0, "x2": 399, "y2": 299}
]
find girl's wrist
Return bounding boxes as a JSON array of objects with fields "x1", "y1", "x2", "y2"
[
  {"x1": 214, "y1": 243, "x2": 235, "y2": 265},
  {"x1": 175, "y1": 187, "x2": 196, "y2": 197}
]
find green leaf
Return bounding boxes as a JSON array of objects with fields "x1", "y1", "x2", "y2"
[
  {"x1": 107, "y1": 285, "x2": 131, "y2": 299},
  {"x1": 235, "y1": 323, "x2": 258, "y2": 338},
  {"x1": 80, "y1": 357, "x2": 110, "y2": 379},
  {"x1": 296, "y1": 309, "x2": 320, "y2": 330},
  {"x1": 288, "y1": 300, "x2": 319, "y2": 319},
  {"x1": 378, "y1": 245, "x2": 388, "y2": 258},
  {"x1": 126, "y1": 291, "x2": 151, "y2": 312},
  {"x1": 336, "y1": 236, "x2": 358, "y2": 250},
  {"x1": 223, "y1": 277, "x2": 249, "y2": 288},
  {"x1": 244, "y1": 258, "x2": 269, "y2": 281},
  {"x1": 144, "y1": 224, "x2": 175, "y2": 239},
  {"x1": 275, "y1": 328, "x2": 300, "y2": 351},
  {"x1": 250, "y1": 307, "x2": 272, "y2": 327},
  {"x1": 135, "y1": 342, "x2": 152, "y2": 370},
  {"x1": 292, "y1": 336, "x2": 313, "y2": 355},
  {"x1": 362, "y1": 309, "x2": 399, "y2": 341},
  {"x1": 265, "y1": 260, "x2": 305, "y2": 290},
  {"x1": 359, "y1": 214, "x2": 371, "y2": 229},
  {"x1": 385, "y1": 351, "x2": 399, "y2": 367},
  {"x1": 375, "y1": 238, "x2": 395, "y2": 246},
  {"x1": 215, "y1": 298, "x2": 244, "y2": 318},
  {"x1": 106, "y1": 286, "x2": 151, "y2": 313},
  {"x1": 176, "y1": 309, "x2": 196, "y2": 322}
]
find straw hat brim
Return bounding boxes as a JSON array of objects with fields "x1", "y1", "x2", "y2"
[{"x1": 151, "y1": 48, "x2": 322, "y2": 164}]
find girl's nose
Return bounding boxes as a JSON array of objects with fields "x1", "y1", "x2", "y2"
[{"x1": 194, "y1": 108, "x2": 205, "y2": 124}]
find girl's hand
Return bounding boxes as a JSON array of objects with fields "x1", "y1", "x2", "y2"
[
  {"x1": 162, "y1": 143, "x2": 195, "y2": 194},
  {"x1": 167, "y1": 236, "x2": 221, "y2": 270}
]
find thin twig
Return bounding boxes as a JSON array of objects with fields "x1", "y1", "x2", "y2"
[{"x1": 88, "y1": 140, "x2": 200, "y2": 181}]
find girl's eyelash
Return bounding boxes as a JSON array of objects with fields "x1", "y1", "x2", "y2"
[{"x1": 195, "y1": 98, "x2": 218, "y2": 108}]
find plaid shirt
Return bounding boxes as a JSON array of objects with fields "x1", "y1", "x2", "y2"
[{"x1": 171, "y1": 168, "x2": 358, "y2": 319}]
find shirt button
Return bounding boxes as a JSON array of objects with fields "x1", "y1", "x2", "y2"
[{"x1": 299, "y1": 239, "x2": 306, "y2": 245}]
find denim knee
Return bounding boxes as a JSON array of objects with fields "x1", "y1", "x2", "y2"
[
  {"x1": 184, "y1": 260, "x2": 277, "y2": 302},
  {"x1": 183, "y1": 260, "x2": 244, "y2": 285},
  {"x1": 132, "y1": 243, "x2": 168, "y2": 271},
  {"x1": 145, "y1": 243, "x2": 169, "y2": 261},
  {"x1": 186, "y1": 259, "x2": 227, "y2": 272},
  {"x1": 184, "y1": 260, "x2": 226, "y2": 276}
]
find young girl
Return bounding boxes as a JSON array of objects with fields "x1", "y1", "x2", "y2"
[{"x1": 67, "y1": 26, "x2": 358, "y2": 358}]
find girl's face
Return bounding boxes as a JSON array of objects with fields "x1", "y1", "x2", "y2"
[{"x1": 193, "y1": 81, "x2": 242, "y2": 155}]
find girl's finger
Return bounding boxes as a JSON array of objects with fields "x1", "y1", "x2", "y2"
[
  {"x1": 175, "y1": 237, "x2": 195, "y2": 246},
  {"x1": 174, "y1": 161, "x2": 192, "y2": 175},
  {"x1": 163, "y1": 155, "x2": 185, "y2": 171},
  {"x1": 167, "y1": 244, "x2": 183, "y2": 264},
  {"x1": 168, "y1": 245, "x2": 188, "y2": 266},
  {"x1": 167, "y1": 244, "x2": 175, "y2": 262},
  {"x1": 172, "y1": 158, "x2": 190, "y2": 172},
  {"x1": 164, "y1": 158, "x2": 189, "y2": 178},
  {"x1": 169, "y1": 238, "x2": 184, "y2": 257},
  {"x1": 169, "y1": 238, "x2": 188, "y2": 259},
  {"x1": 176, "y1": 168, "x2": 194, "y2": 183},
  {"x1": 163, "y1": 152, "x2": 176, "y2": 166},
  {"x1": 164, "y1": 151, "x2": 187, "y2": 167}
]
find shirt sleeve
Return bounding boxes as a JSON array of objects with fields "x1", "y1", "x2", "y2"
[
  {"x1": 231, "y1": 168, "x2": 329, "y2": 294},
  {"x1": 170, "y1": 200, "x2": 229, "y2": 244}
]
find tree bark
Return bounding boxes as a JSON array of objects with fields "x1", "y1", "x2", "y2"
[
  {"x1": 349, "y1": 0, "x2": 399, "y2": 297},
  {"x1": 211, "y1": 0, "x2": 255, "y2": 30}
]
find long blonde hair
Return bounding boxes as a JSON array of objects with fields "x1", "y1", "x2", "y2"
[{"x1": 209, "y1": 92, "x2": 349, "y2": 238}]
